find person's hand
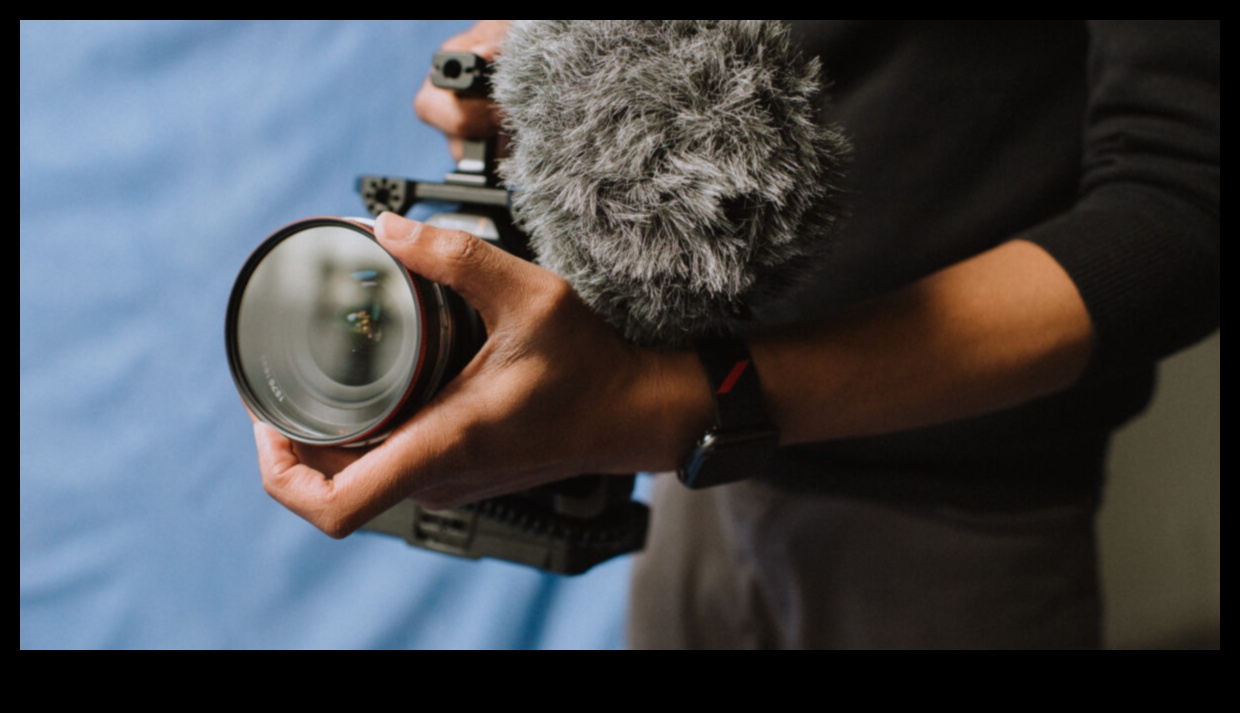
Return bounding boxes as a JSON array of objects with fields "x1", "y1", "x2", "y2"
[
  {"x1": 414, "y1": 20, "x2": 512, "y2": 161},
  {"x1": 253, "y1": 212, "x2": 712, "y2": 538}
]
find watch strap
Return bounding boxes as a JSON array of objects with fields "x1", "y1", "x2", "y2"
[
  {"x1": 695, "y1": 337, "x2": 771, "y2": 431},
  {"x1": 677, "y1": 337, "x2": 779, "y2": 489}
]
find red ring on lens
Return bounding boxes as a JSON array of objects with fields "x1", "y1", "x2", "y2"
[{"x1": 226, "y1": 216, "x2": 444, "y2": 446}]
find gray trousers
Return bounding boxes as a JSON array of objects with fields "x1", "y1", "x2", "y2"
[{"x1": 628, "y1": 475, "x2": 1101, "y2": 649}]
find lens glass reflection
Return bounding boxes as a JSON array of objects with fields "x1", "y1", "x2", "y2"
[{"x1": 235, "y1": 223, "x2": 420, "y2": 441}]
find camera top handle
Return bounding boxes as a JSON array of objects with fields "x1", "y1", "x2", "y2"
[{"x1": 357, "y1": 51, "x2": 529, "y2": 257}]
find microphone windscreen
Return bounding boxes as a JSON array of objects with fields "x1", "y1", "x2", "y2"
[{"x1": 493, "y1": 20, "x2": 851, "y2": 347}]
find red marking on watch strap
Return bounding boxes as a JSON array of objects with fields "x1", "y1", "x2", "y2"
[{"x1": 716, "y1": 359, "x2": 750, "y2": 395}]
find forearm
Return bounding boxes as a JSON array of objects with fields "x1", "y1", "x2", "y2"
[{"x1": 652, "y1": 239, "x2": 1094, "y2": 462}]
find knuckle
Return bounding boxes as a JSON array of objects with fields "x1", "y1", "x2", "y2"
[
  {"x1": 318, "y1": 514, "x2": 355, "y2": 540},
  {"x1": 383, "y1": 215, "x2": 426, "y2": 247},
  {"x1": 260, "y1": 469, "x2": 359, "y2": 540},
  {"x1": 259, "y1": 460, "x2": 293, "y2": 497},
  {"x1": 260, "y1": 475, "x2": 280, "y2": 501},
  {"x1": 312, "y1": 492, "x2": 360, "y2": 540},
  {"x1": 401, "y1": 220, "x2": 471, "y2": 263},
  {"x1": 430, "y1": 227, "x2": 485, "y2": 268}
]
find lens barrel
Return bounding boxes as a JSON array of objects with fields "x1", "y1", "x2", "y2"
[{"x1": 226, "y1": 217, "x2": 481, "y2": 446}]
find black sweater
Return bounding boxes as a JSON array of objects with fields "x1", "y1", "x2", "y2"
[{"x1": 765, "y1": 21, "x2": 1219, "y2": 508}]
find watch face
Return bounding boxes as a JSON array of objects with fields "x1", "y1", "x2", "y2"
[{"x1": 678, "y1": 427, "x2": 779, "y2": 489}]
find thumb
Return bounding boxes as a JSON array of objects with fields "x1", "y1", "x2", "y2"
[{"x1": 374, "y1": 212, "x2": 535, "y2": 322}]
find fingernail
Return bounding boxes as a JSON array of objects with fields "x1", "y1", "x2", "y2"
[
  {"x1": 470, "y1": 43, "x2": 497, "y2": 59},
  {"x1": 375, "y1": 212, "x2": 413, "y2": 243}
]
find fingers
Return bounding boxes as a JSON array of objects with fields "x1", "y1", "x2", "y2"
[
  {"x1": 414, "y1": 75, "x2": 504, "y2": 139},
  {"x1": 375, "y1": 212, "x2": 543, "y2": 322},
  {"x1": 440, "y1": 19, "x2": 511, "y2": 60},
  {"x1": 256, "y1": 397, "x2": 488, "y2": 537},
  {"x1": 255, "y1": 420, "x2": 441, "y2": 539},
  {"x1": 254, "y1": 422, "x2": 359, "y2": 538}
]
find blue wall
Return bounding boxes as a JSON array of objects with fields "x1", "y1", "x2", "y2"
[{"x1": 20, "y1": 20, "x2": 633, "y2": 650}]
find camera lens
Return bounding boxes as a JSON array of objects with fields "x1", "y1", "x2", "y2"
[{"x1": 226, "y1": 217, "x2": 481, "y2": 446}]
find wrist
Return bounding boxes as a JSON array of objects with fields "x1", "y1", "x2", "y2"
[{"x1": 627, "y1": 347, "x2": 715, "y2": 473}]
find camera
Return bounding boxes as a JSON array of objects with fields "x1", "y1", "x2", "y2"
[{"x1": 226, "y1": 52, "x2": 648, "y2": 574}]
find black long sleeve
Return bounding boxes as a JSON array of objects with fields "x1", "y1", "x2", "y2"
[{"x1": 765, "y1": 21, "x2": 1219, "y2": 509}]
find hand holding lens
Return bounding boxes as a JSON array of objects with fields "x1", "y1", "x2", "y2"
[{"x1": 227, "y1": 51, "x2": 648, "y2": 574}]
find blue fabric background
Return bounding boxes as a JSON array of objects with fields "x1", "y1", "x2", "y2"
[{"x1": 20, "y1": 20, "x2": 634, "y2": 649}]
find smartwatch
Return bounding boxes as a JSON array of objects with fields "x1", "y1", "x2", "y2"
[{"x1": 677, "y1": 337, "x2": 779, "y2": 489}]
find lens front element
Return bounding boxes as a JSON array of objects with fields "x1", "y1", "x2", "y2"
[{"x1": 227, "y1": 219, "x2": 460, "y2": 445}]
